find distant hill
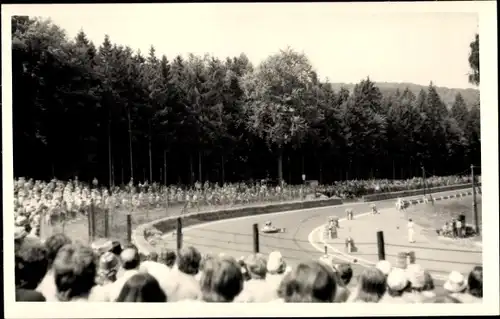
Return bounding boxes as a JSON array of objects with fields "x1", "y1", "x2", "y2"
[{"x1": 329, "y1": 82, "x2": 480, "y2": 109}]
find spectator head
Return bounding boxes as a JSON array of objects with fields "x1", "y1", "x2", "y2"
[
  {"x1": 279, "y1": 260, "x2": 336, "y2": 303},
  {"x1": 44, "y1": 233, "x2": 72, "y2": 268},
  {"x1": 375, "y1": 260, "x2": 392, "y2": 277},
  {"x1": 116, "y1": 273, "x2": 167, "y2": 302},
  {"x1": 96, "y1": 251, "x2": 120, "y2": 284},
  {"x1": 353, "y1": 267, "x2": 387, "y2": 302},
  {"x1": 199, "y1": 256, "x2": 244, "y2": 302},
  {"x1": 336, "y1": 263, "x2": 353, "y2": 286},
  {"x1": 177, "y1": 246, "x2": 202, "y2": 275},
  {"x1": 267, "y1": 251, "x2": 286, "y2": 275},
  {"x1": 159, "y1": 248, "x2": 176, "y2": 268},
  {"x1": 443, "y1": 271, "x2": 468, "y2": 294},
  {"x1": 148, "y1": 252, "x2": 158, "y2": 262},
  {"x1": 406, "y1": 264, "x2": 426, "y2": 291},
  {"x1": 422, "y1": 270, "x2": 435, "y2": 291},
  {"x1": 467, "y1": 266, "x2": 483, "y2": 298},
  {"x1": 244, "y1": 253, "x2": 268, "y2": 280},
  {"x1": 120, "y1": 246, "x2": 141, "y2": 271},
  {"x1": 53, "y1": 243, "x2": 97, "y2": 301},
  {"x1": 386, "y1": 268, "x2": 410, "y2": 297},
  {"x1": 110, "y1": 241, "x2": 122, "y2": 256},
  {"x1": 15, "y1": 236, "x2": 48, "y2": 290}
]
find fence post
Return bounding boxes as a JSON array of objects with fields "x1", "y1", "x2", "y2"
[
  {"x1": 104, "y1": 208, "x2": 109, "y2": 238},
  {"x1": 87, "y1": 204, "x2": 92, "y2": 243},
  {"x1": 471, "y1": 164, "x2": 479, "y2": 235},
  {"x1": 126, "y1": 213, "x2": 132, "y2": 243},
  {"x1": 176, "y1": 218, "x2": 183, "y2": 252},
  {"x1": 377, "y1": 231, "x2": 385, "y2": 261},
  {"x1": 91, "y1": 200, "x2": 96, "y2": 241},
  {"x1": 253, "y1": 223, "x2": 259, "y2": 253}
]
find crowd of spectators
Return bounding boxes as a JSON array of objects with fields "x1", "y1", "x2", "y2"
[
  {"x1": 14, "y1": 232, "x2": 483, "y2": 303},
  {"x1": 13, "y1": 175, "x2": 476, "y2": 238}
]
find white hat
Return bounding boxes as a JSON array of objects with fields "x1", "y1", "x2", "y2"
[
  {"x1": 375, "y1": 260, "x2": 392, "y2": 276},
  {"x1": 267, "y1": 251, "x2": 284, "y2": 273},
  {"x1": 284, "y1": 265, "x2": 292, "y2": 274},
  {"x1": 387, "y1": 268, "x2": 409, "y2": 291},
  {"x1": 15, "y1": 215, "x2": 28, "y2": 227},
  {"x1": 443, "y1": 271, "x2": 468, "y2": 293},
  {"x1": 406, "y1": 264, "x2": 426, "y2": 289}
]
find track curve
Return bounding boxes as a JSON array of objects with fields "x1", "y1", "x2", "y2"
[{"x1": 177, "y1": 189, "x2": 472, "y2": 268}]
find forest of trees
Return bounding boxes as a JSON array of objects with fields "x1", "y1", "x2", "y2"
[{"x1": 11, "y1": 16, "x2": 481, "y2": 186}]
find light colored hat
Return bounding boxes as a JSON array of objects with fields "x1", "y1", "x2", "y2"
[
  {"x1": 284, "y1": 265, "x2": 292, "y2": 274},
  {"x1": 387, "y1": 268, "x2": 409, "y2": 291},
  {"x1": 406, "y1": 264, "x2": 426, "y2": 288},
  {"x1": 443, "y1": 271, "x2": 468, "y2": 293},
  {"x1": 15, "y1": 215, "x2": 29, "y2": 227},
  {"x1": 375, "y1": 260, "x2": 392, "y2": 276},
  {"x1": 267, "y1": 251, "x2": 284, "y2": 273}
]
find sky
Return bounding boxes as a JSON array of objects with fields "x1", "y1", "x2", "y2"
[{"x1": 6, "y1": 3, "x2": 479, "y2": 89}]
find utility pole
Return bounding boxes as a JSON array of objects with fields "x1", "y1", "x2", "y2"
[
  {"x1": 421, "y1": 166, "x2": 427, "y2": 197},
  {"x1": 471, "y1": 164, "x2": 479, "y2": 235}
]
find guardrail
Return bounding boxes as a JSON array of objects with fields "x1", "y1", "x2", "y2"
[
  {"x1": 133, "y1": 182, "x2": 480, "y2": 256},
  {"x1": 362, "y1": 183, "x2": 480, "y2": 202},
  {"x1": 133, "y1": 197, "x2": 343, "y2": 255}
]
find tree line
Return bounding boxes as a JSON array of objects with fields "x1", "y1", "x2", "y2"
[{"x1": 11, "y1": 16, "x2": 481, "y2": 186}]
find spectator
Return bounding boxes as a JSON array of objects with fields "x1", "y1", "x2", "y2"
[
  {"x1": 467, "y1": 266, "x2": 483, "y2": 299},
  {"x1": 52, "y1": 243, "x2": 97, "y2": 302},
  {"x1": 380, "y1": 268, "x2": 410, "y2": 303},
  {"x1": 36, "y1": 233, "x2": 72, "y2": 301},
  {"x1": 163, "y1": 246, "x2": 202, "y2": 301},
  {"x1": 403, "y1": 264, "x2": 427, "y2": 303},
  {"x1": 278, "y1": 260, "x2": 337, "y2": 303},
  {"x1": 453, "y1": 266, "x2": 482, "y2": 303},
  {"x1": 443, "y1": 271, "x2": 468, "y2": 296},
  {"x1": 421, "y1": 270, "x2": 436, "y2": 299},
  {"x1": 375, "y1": 260, "x2": 392, "y2": 278},
  {"x1": 234, "y1": 253, "x2": 272, "y2": 302},
  {"x1": 199, "y1": 256, "x2": 244, "y2": 302},
  {"x1": 349, "y1": 267, "x2": 386, "y2": 303},
  {"x1": 266, "y1": 251, "x2": 287, "y2": 294},
  {"x1": 336, "y1": 263, "x2": 354, "y2": 286},
  {"x1": 104, "y1": 246, "x2": 141, "y2": 301},
  {"x1": 110, "y1": 240, "x2": 122, "y2": 257},
  {"x1": 95, "y1": 252, "x2": 120, "y2": 285},
  {"x1": 115, "y1": 273, "x2": 167, "y2": 302},
  {"x1": 159, "y1": 248, "x2": 177, "y2": 268},
  {"x1": 15, "y1": 237, "x2": 48, "y2": 301}
]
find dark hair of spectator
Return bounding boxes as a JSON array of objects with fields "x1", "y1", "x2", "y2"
[
  {"x1": 354, "y1": 267, "x2": 387, "y2": 303},
  {"x1": 177, "y1": 246, "x2": 202, "y2": 275},
  {"x1": 116, "y1": 273, "x2": 167, "y2": 302},
  {"x1": 387, "y1": 281, "x2": 411, "y2": 297},
  {"x1": 467, "y1": 266, "x2": 483, "y2": 298},
  {"x1": 422, "y1": 271, "x2": 435, "y2": 291},
  {"x1": 15, "y1": 237, "x2": 49, "y2": 290},
  {"x1": 110, "y1": 240, "x2": 122, "y2": 256},
  {"x1": 148, "y1": 252, "x2": 158, "y2": 262},
  {"x1": 160, "y1": 249, "x2": 177, "y2": 268},
  {"x1": 44, "y1": 233, "x2": 72, "y2": 268},
  {"x1": 53, "y1": 244, "x2": 97, "y2": 301},
  {"x1": 120, "y1": 247, "x2": 141, "y2": 270},
  {"x1": 199, "y1": 256, "x2": 244, "y2": 302},
  {"x1": 279, "y1": 260, "x2": 337, "y2": 303},
  {"x1": 336, "y1": 263, "x2": 353, "y2": 286}
]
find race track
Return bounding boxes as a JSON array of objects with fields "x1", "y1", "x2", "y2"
[{"x1": 176, "y1": 189, "x2": 477, "y2": 270}]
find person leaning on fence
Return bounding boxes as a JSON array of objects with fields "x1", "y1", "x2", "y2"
[
  {"x1": 36, "y1": 233, "x2": 72, "y2": 301},
  {"x1": 15, "y1": 236, "x2": 48, "y2": 301},
  {"x1": 102, "y1": 246, "x2": 141, "y2": 301},
  {"x1": 266, "y1": 251, "x2": 287, "y2": 294}
]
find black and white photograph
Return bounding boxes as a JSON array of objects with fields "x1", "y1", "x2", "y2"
[{"x1": 2, "y1": 2, "x2": 498, "y2": 317}]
